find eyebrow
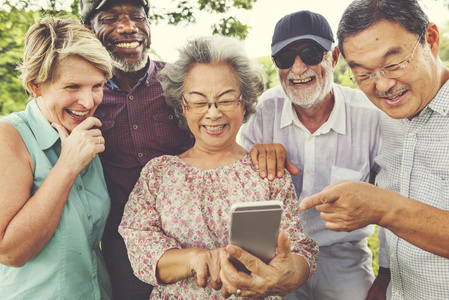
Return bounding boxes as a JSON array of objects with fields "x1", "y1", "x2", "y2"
[
  {"x1": 188, "y1": 89, "x2": 238, "y2": 99},
  {"x1": 348, "y1": 46, "x2": 403, "y2": 70}
]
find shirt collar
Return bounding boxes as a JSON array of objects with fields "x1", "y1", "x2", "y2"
[
  {"x1": 25, "y1": 99, "x2": 60, "y2": 150},
  {"x1": 107, "y1": 58, "x2": 154, "y2": 88},
  {"x1": 280, "y1": 84, "x2": 346, "y2": 135},
  {"x1": 427, "y1": 79, "x2": 449, "y2": 116}
]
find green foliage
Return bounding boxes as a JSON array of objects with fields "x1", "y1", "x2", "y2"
[
  {"x1": 258, "y1": 56, "x2": 278, "y2": 90},
  {"x1": 150, "y1": 0, "x2": 256, "y2": 40},
  {"x1": 368, "y1": 226, "x2": 380, "y2": 276},
  {"x1": 0, "y1": 0, "x2": 257, "y2": 114}
]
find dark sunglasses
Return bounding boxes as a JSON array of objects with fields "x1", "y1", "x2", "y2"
[{"x1": 272, "y1": 45, "x2": 325, "y2": 69}]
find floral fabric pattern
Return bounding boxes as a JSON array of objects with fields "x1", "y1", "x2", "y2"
[{"x1": 119, "y1": 153, "x2": 318, "y2": 299}]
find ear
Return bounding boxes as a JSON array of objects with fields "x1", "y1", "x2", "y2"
[
  {"x1": 425, "y1": 22, "x2": 440, "y2": 58},
  {"x1": 331, "y1": 47, "x2": 340, "y2": 68},
  {"x1": 28, "y1": 81, "x2": 42, "y2": 97}
]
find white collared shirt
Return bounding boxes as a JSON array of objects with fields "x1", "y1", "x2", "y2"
[{"x1": 239, "y1": 84, "x2": 382, "y2": 246}]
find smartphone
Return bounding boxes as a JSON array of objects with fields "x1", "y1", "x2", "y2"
[{"x1": 228, "y1": 200, "x2": 283, "y2": 272}]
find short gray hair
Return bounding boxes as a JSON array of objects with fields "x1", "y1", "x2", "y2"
[
  {"x1": 337, "y1": 0, "x2": 428, "y2": 58},
  {"x1": 157, "y1": 35, "x2": 266, "y2": 130}
]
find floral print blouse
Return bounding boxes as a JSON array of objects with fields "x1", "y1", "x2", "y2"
[{"x1": 119, "y1": 154, "x2": 318, "y2": 299}]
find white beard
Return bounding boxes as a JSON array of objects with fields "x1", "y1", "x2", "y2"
[
  {"x1": 110, "y1": 47, "x2": 149, "y2": 73},
  {"x1": 280, "y1": 56, "x2": 334, "y2": 110}
]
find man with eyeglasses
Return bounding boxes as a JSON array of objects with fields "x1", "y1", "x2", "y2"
[
  {"x1": 301, "y1": 0, "x2": 449, "y2": 299},
  {"x1": 239, "y1": 10, "x2": 382, "y2": 300}
]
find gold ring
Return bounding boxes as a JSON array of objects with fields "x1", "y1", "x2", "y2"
[
  {"x1": 236, "y1": 288, "x2": 242, "y2": 297},
  {"x1": 97, "y1": 137, "x2": 102, "y2": 145}
]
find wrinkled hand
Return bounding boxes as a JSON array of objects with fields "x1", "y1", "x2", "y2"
[
  {"x1": 219, "y1": 231, "x2": 305, "y2": 298},
  {"x1": 52, "y1": 117, "x2": 104, "y2": 174},
  {"x1": 300, "y1": 181, "x2": 389, "y2": 231},
  {"x1": 191, "y1": 248, "x2": 227, "y2": 290},
  {"x1": 249, "y1": 143, "x2": 299, "y2": 181}
]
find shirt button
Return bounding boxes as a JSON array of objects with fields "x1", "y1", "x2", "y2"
[
  {"x1": 138, "y1": 153, "x2": 143, "y2": 158},
  {"x1": 307, "y1": 137, "x2": 312, "y2": 142},
  {"x1": 306, "y1": 170, "x2": 311, "y2": 174},
  {"x1": 403, "y1": 172, "x2": 409, "y2": 179},
  {"x1": 128, "y1": 95, "x2": 134, "y2": 100},
  {"x1": 92, "y1": 273, "x2": 97, "y2": 279},
  {"x1": 133, "y1": 125, "x2": 138, "y2": 129},
  {"x1": 87, "y1": 214, "x2": 92, "y2": 220},
  {"x1": 77, "y1": 185, "x2": 83, "y2": 191},
  {"x1": 408, "y1": 132, "x2": 415, "y2": 137},
  {"x1": 169, "y1": 115, "x2": 174, "y2": 120}
]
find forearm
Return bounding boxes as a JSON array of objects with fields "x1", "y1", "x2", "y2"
[
  {"x1": 156, "y1": 248, "x2": 198, "y2": 284},
  {"x1": 287, "y1": 255, "x2": 310, "y2": 293},
  {"x1": 380, "y1": 193, "x2": 449, "y2": 258},
  {"x1": 0, "y1": 162, "x2": 78, "y2": 266}
]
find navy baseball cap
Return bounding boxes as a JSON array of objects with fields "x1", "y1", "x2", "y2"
[{"x1": 271, "y1": 10, "x2": 334, "y2": 55}]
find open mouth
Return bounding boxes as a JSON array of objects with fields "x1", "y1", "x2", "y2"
[
  {"x1": 204, "y1": 125, "x2": 226, "y2": 131},
  {"x1": 115, "y1": 41, "x2": 141, "y2": 49},
  {"x1": 290, "y1": 76, "x2": 314, "y2": 85},
  {"x1": 66, "y1": 109, "x2": 89, "y2": 118},
  {"x1": 382, "y1": 90, "x2": 407, "y2": 101}
]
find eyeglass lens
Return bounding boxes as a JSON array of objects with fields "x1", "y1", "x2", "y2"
[{"x1": 273, "y1": 46, "x2": 324, "y2": 69}]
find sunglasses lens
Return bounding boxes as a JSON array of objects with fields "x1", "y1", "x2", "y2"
[
  {"x1": 300, "y1": 46, "x2": 324, "y2": 66},
  {"x1": 273, "y1": 46, "x2": 324, "y2": 69},
  {"x1": 273, "y1": 51, "x2": 297, "y2": 69}
]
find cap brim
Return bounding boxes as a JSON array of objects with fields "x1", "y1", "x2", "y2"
[{"x1": 271, "y1": 35, "x2": 333, "y2": 56}]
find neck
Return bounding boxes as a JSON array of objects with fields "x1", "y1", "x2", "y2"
[
  {"x1": 112, "y1": 64, "x2": 148, "y2": 92},
  {"x1": 179, "y1": 142, "x2": 247, "y2": 170},
  {"x1": 294, "y1": 92, "x2": 335, "y2": 134}
]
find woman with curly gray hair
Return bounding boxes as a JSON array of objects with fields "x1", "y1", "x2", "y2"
[{"x1": 119, "y1": 35, "x2": 318, "y2": 299}]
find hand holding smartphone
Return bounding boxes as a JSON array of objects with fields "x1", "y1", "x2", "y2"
[{"x1": 228, "y1": 200, "x2": 283, "y2": 272}]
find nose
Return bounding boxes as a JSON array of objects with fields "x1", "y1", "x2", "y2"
[
  {"x1": 290, "y1": 55, "x2": 308, "y2": 74},
  {"x1": 78, "y1": 90, "x2": 95, "y2": 109},
  {"x1": 373, "y1": 74, "x2": 397, "y2": 94},
  {"x1": 204, "y1": 103, "x2": 223, "y2": 119},
  {"x1": 117, "y1": 16, "x2": 138, "y2": 34}
]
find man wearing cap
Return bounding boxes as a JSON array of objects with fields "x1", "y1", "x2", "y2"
[
  {"x1": 239, "y1": 10, "x2": 383, "y2": 300},
  {"x1": 79, "y1": 1, "x2": 295, "y2": 299}
]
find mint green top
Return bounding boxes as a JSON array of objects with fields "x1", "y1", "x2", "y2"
[{"x1": 0, "y1": 100, "x2": 112, "y2": 299}]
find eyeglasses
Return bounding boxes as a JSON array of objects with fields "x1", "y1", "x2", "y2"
[
  {"x1": 350, "y1": 31, "x2": 424, "y2": 86},
  {"x1": 182, "y1": 95, "x2": 242, "y2": 114},
  {"x1": 272, "y1": 45, "x2": 325, "y2": 69}
]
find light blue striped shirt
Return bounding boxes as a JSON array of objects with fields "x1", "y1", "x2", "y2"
[{"x1": 375, "y1": 80, "x2": 449, "y2": 299}]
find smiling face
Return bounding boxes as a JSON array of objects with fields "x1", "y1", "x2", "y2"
[
  {"x1": 89, "y1": 0, "x2": 150, "y2": 73},
  {"x1": 33, "y1": 56, "x2": 106, "y2": 133},
  {"x1": 183, "y1": 62, "x2": 245, "y2": 153},
  {"x1": 276, "y1": 40, "x2": 335, "y2": 109},
  {"x1": 343, "y1": 20, "x2": 441, "y2": 119}
]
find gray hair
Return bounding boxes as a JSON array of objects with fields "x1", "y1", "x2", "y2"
[
  {"x1": 157, "y1": 35, "x2": 266, "y2": 130},
  {"x1": 337, "y1": 0, "x2": 429, "y2": 58},
  {"x1": 19, "y1": 17, "x2": 112, "y2": 99}
]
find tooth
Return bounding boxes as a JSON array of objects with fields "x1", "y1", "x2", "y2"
[{"x1": 116, "y1": 42, "x2": 139, "y2": 48}]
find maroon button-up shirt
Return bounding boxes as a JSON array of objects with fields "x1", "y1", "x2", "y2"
[{"x1": 95, "y1": 59, "x2": 194, "y2": 238}]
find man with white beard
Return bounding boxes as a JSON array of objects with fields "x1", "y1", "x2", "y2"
[{"x1": 239, "y1": 10, "x2": 386, "y2": 300}]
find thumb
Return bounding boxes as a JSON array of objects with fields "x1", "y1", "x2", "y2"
[
  {"x1": 275, "y1": 230, "x2": 291, "y2": 259},
  {"x1": 51, "y1": 122, "x2": 69, "y2": 142}
]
